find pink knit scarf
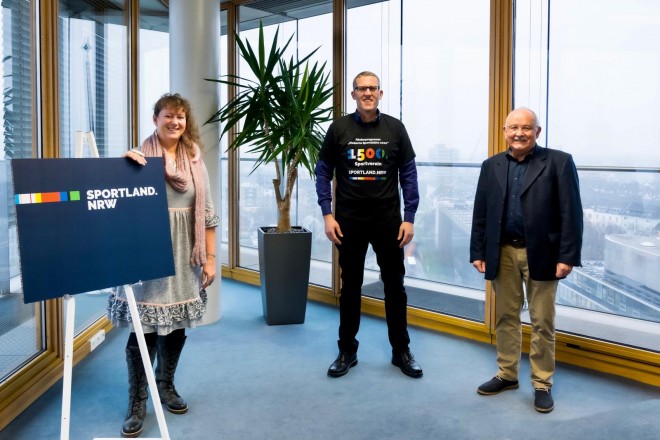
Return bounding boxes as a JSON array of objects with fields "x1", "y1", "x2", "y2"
[{"x1": 141, "y1": 132, "x2": 207, "y2": 266}]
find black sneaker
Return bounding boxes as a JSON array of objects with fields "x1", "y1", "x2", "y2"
[
  {"x1": 477, "y1": 376, "x2": 519, "y2": 395},
  {"x1": 534, "y1": 388, "x2": 554, "y2": 413},
  {"x1": 391, "y1": 350, "x2": 423, "y2": 378},
  {"x1": 327, "y1": 352, "x2": 358, "y2": 378}
]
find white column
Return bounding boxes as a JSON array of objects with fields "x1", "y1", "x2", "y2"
[{"x1": 170, "y1": 0, "x2": 222, "y2": 324}]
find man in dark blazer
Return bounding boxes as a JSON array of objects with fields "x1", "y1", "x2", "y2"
[{"x1": 470, "y1": 107, "x2": 583, "y2": 413}]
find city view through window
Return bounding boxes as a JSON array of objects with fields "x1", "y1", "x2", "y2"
[
  {"x1": 515, "y1": 0, "x2": 659, "y2": 350},
  {"x1": 230, "y1": 0, "x2": 659, "y2": 352}
]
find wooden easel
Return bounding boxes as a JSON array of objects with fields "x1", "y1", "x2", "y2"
[{"x1": 58, "y1": 132, "x2": 170, "y2": 440}]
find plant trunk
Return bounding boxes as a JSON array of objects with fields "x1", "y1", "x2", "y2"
[
  {"x1": 277, "y1": 198, "x2": 291, "y2": 232},
  {"x1": 273, "y1": 164, "x2": 298, "y2": 232}
]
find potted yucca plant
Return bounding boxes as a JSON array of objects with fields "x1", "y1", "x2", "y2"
[{"x1": 206, "y1": 22, "x2": 333, "y2": 324}]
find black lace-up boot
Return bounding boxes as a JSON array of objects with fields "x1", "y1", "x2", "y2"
[
  {"x1": 122, "y1": 345, "x2": 156, "y2": 438},
  {"x1": 156, "y1": 332, "x2": 188, "y2": 414}
]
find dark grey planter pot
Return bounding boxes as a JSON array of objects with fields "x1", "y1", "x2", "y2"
[{"x1": 258, "y1": 226, "x2": 311, "y2": 325}]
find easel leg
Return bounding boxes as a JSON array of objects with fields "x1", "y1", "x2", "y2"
[
  {"x1": 93, "y1": 285, "x2": 171, "y2": 440},
  {"x1": 124, "y1": 284, "x2": 171, "y2": 440},
  {"x1": 60, "y1": 294, "x2": 75, "y2": 440}
]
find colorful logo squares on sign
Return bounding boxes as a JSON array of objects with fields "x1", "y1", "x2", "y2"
[
  {"x1": 16, "y1": 194, "x2": 31, "y2": 204},
  {"x1": 14, "y1": 191, "x2": 80, "y2": 205}
]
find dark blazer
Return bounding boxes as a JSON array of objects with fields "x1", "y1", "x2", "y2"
[{"x1": 470, "y1": 146, "x2": 583, "y2": 281}]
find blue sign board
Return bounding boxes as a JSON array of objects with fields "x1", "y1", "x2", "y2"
[{"x1": 11, "y1": 158, "x2": 174, "y2": 303}]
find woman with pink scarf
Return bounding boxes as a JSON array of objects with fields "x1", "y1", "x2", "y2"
[{"x1": 107, "y1": 93, "x2": 219, "y2": 438}]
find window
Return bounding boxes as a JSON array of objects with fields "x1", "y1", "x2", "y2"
[
  {"x1": 236, "y1": 2, "x2": 333, "y2": 287},
  {"x1": 138, "y1": 1, "x2": 169, "y2": 142},
  {"x1": 0, "y1": 0, "x2": 41, "y2": 381},
  {"x1": 347, "y1": 0, "x2": 490, "y2": 321},
  {"x1": 236, "y1": 12, "x2": 297, "y2": 273},
  {"x1": 59, "y1": 0, "x2": 128, "y2": 334},
  {"x1": 515, "y1": 0, "x2": 660, "y2": 351}
]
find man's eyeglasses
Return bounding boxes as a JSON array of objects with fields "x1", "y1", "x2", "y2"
[
  {"x1": 504, "y1": 125, "x2": 536, "y2": 133},
  {"x1": 354, "y1": 86, "x2": 380, "y2": 93}
]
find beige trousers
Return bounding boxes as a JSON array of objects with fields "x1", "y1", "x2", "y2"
[{"x1": 492, "y1": 244, "x2": 558, "y2": 389}]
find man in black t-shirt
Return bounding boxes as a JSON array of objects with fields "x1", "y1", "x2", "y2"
[{"x1": 315, "y1": 71, "x2": 422, "y2": 378}]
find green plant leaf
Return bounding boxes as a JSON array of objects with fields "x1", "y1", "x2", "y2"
[{"x1": 204, "y1": 20, "x2": 334, "y2": 231}]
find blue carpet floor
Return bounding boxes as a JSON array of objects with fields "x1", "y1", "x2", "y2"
[{"x1": 1, "y1": 278, "x2": 659, "y2": 440}]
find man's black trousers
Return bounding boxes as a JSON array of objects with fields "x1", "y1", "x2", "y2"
[{"x1": 335, "y1": 219, "x2": 411, "y2": 354}]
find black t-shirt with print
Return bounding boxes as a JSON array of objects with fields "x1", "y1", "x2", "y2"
[{"x1": 319, "y1": 112, "x2": 416, "y2": 225}]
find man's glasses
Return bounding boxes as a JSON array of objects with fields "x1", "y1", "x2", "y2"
[
  {"x1": 504, "y1": 125, "x2": 536, "y2": 133},
  {"x1": 354, "y1": 86, "x2": 380, "y2": 93}
]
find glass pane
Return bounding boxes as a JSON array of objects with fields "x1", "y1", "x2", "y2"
[
  {"x1": 59, "y1": 0, "x2": 128, "y2": 334},
  {"x1": 516, "y1": 0, "x2": 660, "y2": 169},
  {"x1": 347, "y1": 1, "x2": 400, "y2": 117},
  {"x1": 296, "y1": 11, "x2": 333, "y2": 287},
  {"x1": 548, "y1": 1, "x2": 660, "y2": 169},
  {"x1": 345, "y1": 0, "x2": 400, "y2": 293},
  {"x1": 234, "y1": 19, "x2": 297, "y2": 277},
  {"x1": 0, "y1": 0, "x2": 44, "y2": 381},
  {"x1": 347, "y1": 0, "x2": 490, "y2": 321},
  {"x1": 139, "y1": 0, "x2": 169, "y2": 142},
  {"x1": 236, "y1": 5, "x2": 334, "y2": 288},
  {"x1": 556, "y1": 171, "x2": 660, "y2": 351},
  {"x1": 402, "y1": 0, "x2": 489, "y2": 164},
  {"x1": 514, "y1": 0, "x2": 660, "y2": 351},
  {"x1": 238, "y1": 160, "x2": 278, "y2": 271}
]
